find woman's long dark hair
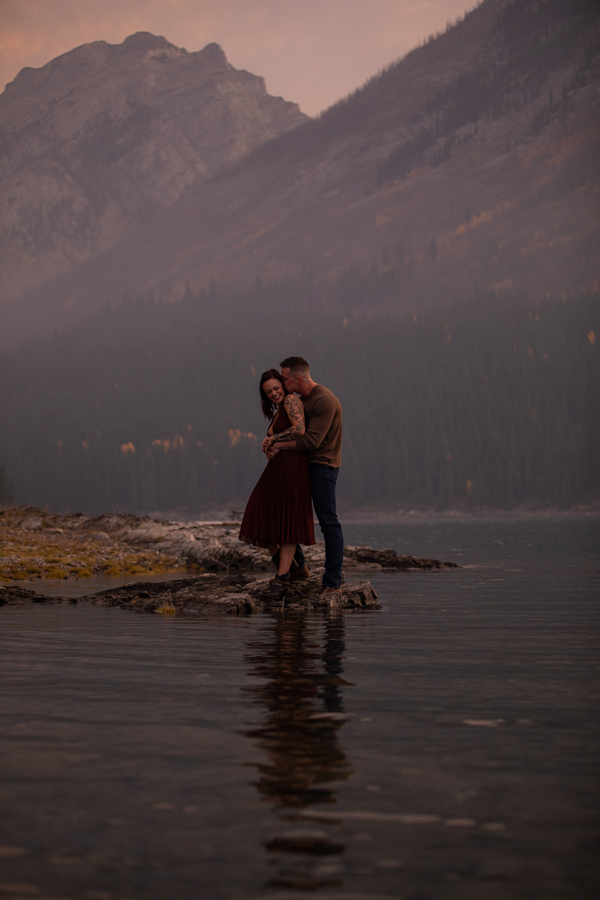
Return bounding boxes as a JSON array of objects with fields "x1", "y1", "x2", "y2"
[{"x1": 259, "y1": 369, "x2": 287, "y2": 420}]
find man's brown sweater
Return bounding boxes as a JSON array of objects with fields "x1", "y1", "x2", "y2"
[{"x1": 294, "y1": 384, "x2": 342, "y2": 468}]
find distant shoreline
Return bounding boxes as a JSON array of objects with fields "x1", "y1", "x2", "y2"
[
  {"x1": 144, "y1": 504, "x2": 600, "y2": 525},
  {"x1": 339, "y1": 505, "x2": 600, "y2": 522},
  {"x1": 3, "y1": 503, "x2": 598, "y2": 529}
]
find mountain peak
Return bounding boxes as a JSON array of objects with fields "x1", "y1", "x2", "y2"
[
  {"x1": 195, "y1": 42, "x2": 229, "y2": 69},
  {"x1": 121, "y1": 32, "x2": 173, "y2": 51},
  {"x1": 0, "y1": 32, "x2": 308, "y2": 316}
]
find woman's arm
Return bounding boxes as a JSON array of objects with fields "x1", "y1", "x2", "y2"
[{"x1": 268, "y1": 395, "x2": 305, "y2": 445}]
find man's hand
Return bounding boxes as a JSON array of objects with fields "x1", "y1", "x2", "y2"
[
  {"x1": 262, "y1": 435, "x2": 274, "y2": 454},
  {"x1": 266, "y1": 445, "x2": 279, "y2": 460},
  {"x1": 271, "y1": 439, "x2": 298, "y2": 453}
]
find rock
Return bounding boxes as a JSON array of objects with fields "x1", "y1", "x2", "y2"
[
  {"x1": 0, "y1": 585, "x2": 70, "y2": 605},
  {"x1": 80, "y1": 573, "x2": 380, "y2": 615},
  {"x1": 343, "y1": 545, "x2": 459, "y2": 570},
  {"x1": 21, "y1": 516, "x2": 43, "y2": 531},
  {"x1": 0, "y1": 573, "x2": 380, "y2": 615}
]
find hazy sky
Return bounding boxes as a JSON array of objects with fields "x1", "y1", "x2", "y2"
[{"x1": 0, "y1": 0, "x2": 476, "y2": 115}]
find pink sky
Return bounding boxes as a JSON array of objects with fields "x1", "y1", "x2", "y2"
[{"x1": 0, "y1": 0, "x2": 476, "y2": 115}]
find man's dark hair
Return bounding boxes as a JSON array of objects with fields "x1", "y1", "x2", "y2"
[{"x1": 280, "y1": 356, "x2": 310, "y2": 377}]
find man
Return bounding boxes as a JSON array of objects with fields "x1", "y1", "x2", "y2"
[{"x1": 263, "y1": 356, "x2": 343, "y2": 596}]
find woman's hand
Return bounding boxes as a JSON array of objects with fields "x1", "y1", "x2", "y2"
[{"x1": 262, "y1": 435, "x2": 274, "y2": 454}]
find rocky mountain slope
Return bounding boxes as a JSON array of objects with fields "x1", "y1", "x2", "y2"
[
  {"x1": 1, "y1": 0, "x2": 599, "y2": 343},
  {"x1": 0, "y1": 32, "x2": 307, "y2": 306}
]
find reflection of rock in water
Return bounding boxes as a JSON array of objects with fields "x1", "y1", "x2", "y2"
[{"x1": 242, "y1": 612, "x2": 353, "y2": 890}]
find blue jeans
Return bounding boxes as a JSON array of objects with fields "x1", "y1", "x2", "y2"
[{"x1": 295, "y1": 464, "x2": 344, "y2": 589}]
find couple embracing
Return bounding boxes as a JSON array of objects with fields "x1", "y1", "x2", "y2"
[{"x1": 239, "y1": 356, "x2": 343, "y2": 600}]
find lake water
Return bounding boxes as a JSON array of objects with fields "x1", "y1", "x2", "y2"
[{"x1": 1, "y1": 516, "x2": 598, "y2": 899}]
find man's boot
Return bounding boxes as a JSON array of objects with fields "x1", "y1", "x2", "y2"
[
  {"x1": 289, "y1": 560, "x2": 310, "y2": 582},
  {"x1": 320, "y1": 586, "x2": 342, "y2": 596}
]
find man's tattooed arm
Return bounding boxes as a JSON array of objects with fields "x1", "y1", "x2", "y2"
[{"x1": 268, "y1": 395, "x2": 305, "y2": 444}]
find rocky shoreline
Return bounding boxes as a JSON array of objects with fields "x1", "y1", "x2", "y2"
[
  {"x1": 0, "y1": 573, "x2": 381, "y2": 615},
  {"x1": 0, "y1": 505, "x2": 459, "y2": 616}
]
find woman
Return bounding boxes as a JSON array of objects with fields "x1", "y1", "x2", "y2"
[{"x1": 239, "y1": 369, "x2": 315, "y2": 599}]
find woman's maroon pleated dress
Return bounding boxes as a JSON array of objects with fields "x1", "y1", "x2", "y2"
[{"x1": 239, "y1": 407, "x2": 315, "y2": 548}]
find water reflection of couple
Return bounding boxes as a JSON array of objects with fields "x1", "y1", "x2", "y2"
[
  {"x1": 239, "y1": 357, "x2": 344, "y2": 601},
  {"x1": 242, "y1": 611, "x2": 353, "y2": 891}
]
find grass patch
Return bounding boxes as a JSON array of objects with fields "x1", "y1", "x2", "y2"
[
  {"x1": 0, "y1": 527, "x2": 182, "y2": 582},
  {"x1": 156, "y1": 591, "x2": 176, "y2": 616}
]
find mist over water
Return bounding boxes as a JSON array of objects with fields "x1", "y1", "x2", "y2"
[{"x1": 1, "y1": 292, "x2": 597, "y2": 515}]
